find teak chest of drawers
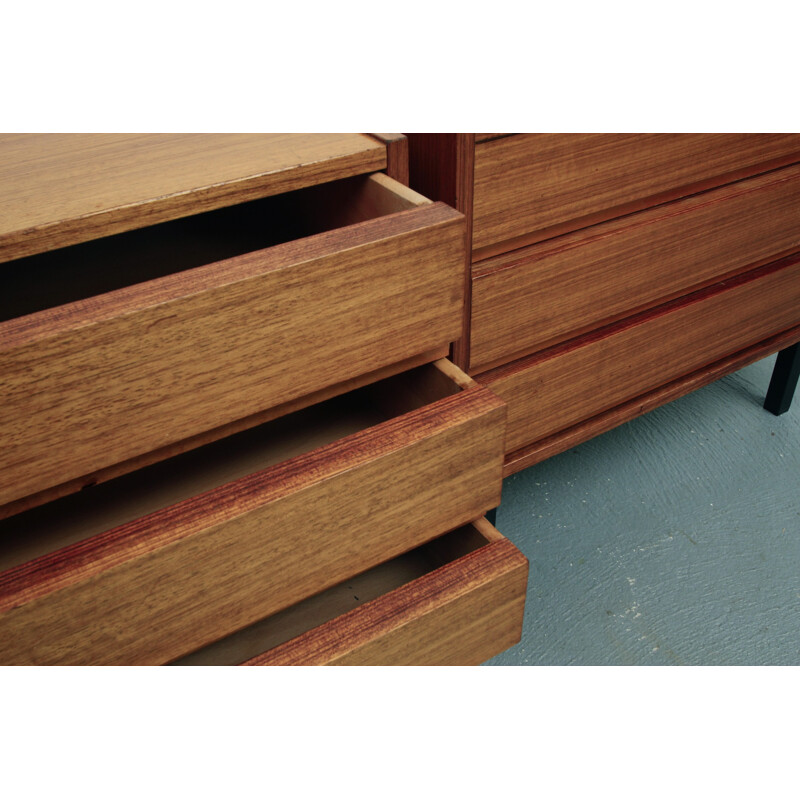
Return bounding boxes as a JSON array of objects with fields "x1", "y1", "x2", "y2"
[
  {"x1": 0, "y1": 133, "x2": 528, "y2": 665},
  {"x1": 407, "y1": 133, "x2": 800, "y2": 474},
  {"x1": 7, "y1": 132, "x2": 799, "y2": 665}
]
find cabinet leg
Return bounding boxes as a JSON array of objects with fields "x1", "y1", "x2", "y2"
[
  {"x1": 764, "y1": 343, "x2": 800, "y2": 416},
  {"x1": 485, "y1": 507, "x2": 498, "y2": 526}
]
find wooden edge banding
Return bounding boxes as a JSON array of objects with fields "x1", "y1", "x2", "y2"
[
  {"x1": 406, "y1": 134, "x2": 475, "y2": 371},
  {"x1": 241, "y1": 536, "x2": 528, "y2": 666},
  {"x1": 501, "y1": 323, "x2": 800, "y2": 476},
  {"x1": 472, "y1": 151, "x2": 800, "y2": 263},
  {"x1": 368, "y1": 134, "x2": 410, "y2": 185},
  {"x1": 0, "y1": 347, "x2": 449, "y2": 522},
  {"x1": 451, "y1": 134, "x2": 476, "y2": 371},
  {"x1": 0, "y1": 380, "x2": 505, "y2": 610}
]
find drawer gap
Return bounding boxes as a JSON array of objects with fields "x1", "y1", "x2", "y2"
[
  {"x1": 0, "y1": 174, "x2": 424, "y2": 322},
  {"x1": 170, "y1": 523, "x2": 491, "y2": 666},
  {"x1": 0, "y1": 362, "x2": 463, "y2": 573}
]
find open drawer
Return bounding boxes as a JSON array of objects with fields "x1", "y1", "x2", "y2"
[
  {"x1": 0, "y1": 359, "x2": 505, "y2": 666},
  {"x1": 0, "y1": 173, "x2": 465, "y2": 509},
  {"x1": 173, "y1": 518, "x2": 529, "y2": 666}
]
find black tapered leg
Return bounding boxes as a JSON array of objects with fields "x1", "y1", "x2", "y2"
[
  {"x1": 485, "y1": 507, "x2": 498, "y2": 526},
  {"x1": 764, "y1": 343, "x2": 800, "y2": 416}
]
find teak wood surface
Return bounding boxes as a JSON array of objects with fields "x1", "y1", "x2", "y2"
[
  {"x1": 502, "y1": 322, "x2": 800, "y2": 476},
  {"x1": 406, "y1": 134, "x2": 475, "y2": 369},
  {"x1": 243, "y1": 518, "x2": 528, "y2": 666},
  {"x1": 0, "y1": 346, "x2": 447, "y2": 522},
  {"x1": 0, "y1": 362, "x2": 506, "y2": 665},
  {"x1": 479, "y1": 255, "x2": 800, "y2": 455},
  {"x1": 369, "y1": 133, "x2": 409, "y2": 184},
  {"x1": 0, "y1": 133, "x2": 387, "y2": 262},
  {"x1": 0, "y1": 184, "x2": 465, "y2": 507},
  {"x1": 0, "y1": 395, "x2": 383, "y2": 573},
  {"x1": 471, "y1": 132, "x2": 800, "y2": 257},
  {"x1": 470, "y1": 163, "x2": 800, "y2": 372},
  {"x1": 175, "y1": 540, "x2": 441, "y2": 665},
  {"x1": 474, "y1": 134, "x2": 513, "y2": 143}
]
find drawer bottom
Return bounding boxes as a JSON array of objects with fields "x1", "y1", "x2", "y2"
[{"x1": 173, "y1": 518, "x2": 528, "y2": 666}]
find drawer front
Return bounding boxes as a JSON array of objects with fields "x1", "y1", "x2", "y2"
[
  {"x1": 0, "y1": 176, "x2": 465, "y2": 507},
  {"x1": 0, "y1": 361, "x2": 506, "y2": 666},
  {"x1": 472, "y1": 133, "x2": 800, "y2": 257},
  {"x1": 470, "y1": 164, "x2": 800, "y2": 372},
  {"x1": 480, "y1": 255, "x2": 800, "y2": 456},
  {"x1": 241, "y1": 518, "x2": 528, "y2": 666}
]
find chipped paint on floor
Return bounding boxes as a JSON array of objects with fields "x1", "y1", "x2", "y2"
[{"x1": 486, "y1": 353, "x2": 800, "y2": 666}]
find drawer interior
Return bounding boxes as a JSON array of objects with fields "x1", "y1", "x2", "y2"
[
  {"x1": 0, "y1": 173, "x2": 428, "y2": 322},
  {"x1": 171, "y1": 522, "x2": 493, "y2": 666},
  {"x1": 0, "y1": 361, "x2": 463, "y2": 573}
]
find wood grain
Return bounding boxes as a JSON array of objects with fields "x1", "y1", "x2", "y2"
[
  {"x1": 406, "y1": 134, "x2": 475, "y2": 369},
  {"x1": 472, "y1": 133, "x2": 800, "y2": 257},
  {"x1": 174, "y1": 521, "x2": 494, "y2": 665},
  {"x1": 175, "y1": 545, "x2": 437, "y2": 665},
  {"x1": 243, "y1": 518, "x2": 528, "y2": 666},
  {"x1": 0, "y1": 360, "x2": 463, "y2": 571},
  {"x1": 317, "y1": 172, "x2": 429, "y2": 226},
  {"x1": 1, "y1": 172, "x2": 430, "y2": 323},
  {"x1": 0, "y1": 364, "x2": 507, "y2": 665},
  {"x1": 0, "y1": 133, "x2": 387, "y2": 262},
  {"x1": 0, "y1": 346, "x2": 448, "y2": 522},
  {"x1": 0, "y1": 189, "x2": 465, "y2": 506},
  {"x1": 470, "y1": 163, "x2": 800, "y2": 372},
  {"x1": 502, "y1": 323, "x2": 800, "y2": 476},
  {"x1": 478, "y1": 255, "x2": 800, "y2": 455},
  {"x1": 475, "y1": 134, "x2": 513, "y2": 143},
  {"x1": 369, "y1": 134, "x2": 410, "y2": 184}
]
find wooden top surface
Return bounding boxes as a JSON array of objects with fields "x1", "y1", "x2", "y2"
[{"x1": 0, "y1": 133, "x2": 387, "y2": 262}]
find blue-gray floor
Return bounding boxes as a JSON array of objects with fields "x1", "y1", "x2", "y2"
[{"x1": 486, "y1": 353, "x2": 800, "y2": 665}]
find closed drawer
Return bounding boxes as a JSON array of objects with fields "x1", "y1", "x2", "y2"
[
  {"x1": 0, "y1": 359, "x2": 505, "y2": 666},
  {"x1": 174, "y1": 518, "x2": 528, "y2": 666},
  {"x1": 472, "y1": 133, "x2": 800, "y2": 258},
  {"x1": 0, "y1": 173, "x2": 465, "y2": 508},
  {"x1": 470, "y1": 163, "x2": 800, "y2": 372},
  {"x1": 479, "y1": 255, "x2": 800, "y2": 457}
]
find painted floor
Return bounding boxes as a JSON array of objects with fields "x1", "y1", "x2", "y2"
[{"x1": 485, "y1": 353, "x2": 800, "y2": 665}]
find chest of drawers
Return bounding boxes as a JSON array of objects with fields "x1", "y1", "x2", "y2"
[
  {"x1": 408, "y1": 133, "x2": 800, "y2": 474},
  {"x1": 0, "y1": 133, "x2": 528, "y2": 665}
]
